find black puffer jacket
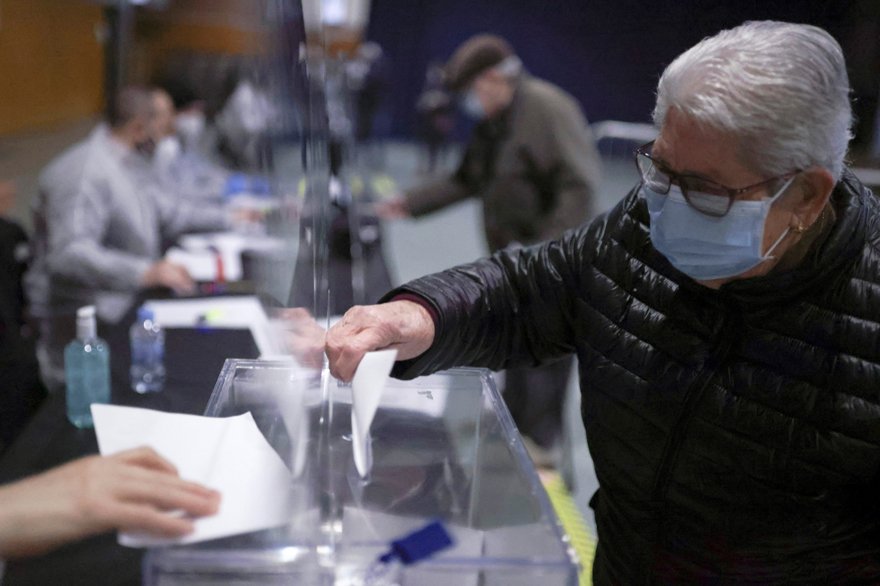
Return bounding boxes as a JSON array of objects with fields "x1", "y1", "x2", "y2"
[{"x1": 388, "y1": 170, "x2": 880, "y2": 584}]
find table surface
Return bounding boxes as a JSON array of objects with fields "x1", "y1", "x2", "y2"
[{"x1": 0, "y1": 310, "x2": 260, "y2": 586}]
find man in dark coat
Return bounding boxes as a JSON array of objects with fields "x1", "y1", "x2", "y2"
[
  {"x1": 385, "y1": 34, "x2": 602, "y2": 456},
  {"x1": 326, "y1": 22, "x2": 880, "y2": 584}
]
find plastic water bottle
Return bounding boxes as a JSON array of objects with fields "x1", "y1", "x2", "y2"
[
  {"x1": 64, "y1": 305, "x2": 111, "y2": 428},
  {"x1": 130, "y1": 306, "x2": 165, "y2": 393}
]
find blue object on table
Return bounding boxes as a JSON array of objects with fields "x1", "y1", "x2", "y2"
[
  {"x1": 223, "y1": 173, "x2": 249, "y2": 197},
  {"x1": 379, "y1": 520, "x2": 454, "y2": 565},
  {"x1": 249, "y1": 176, "x2": 271, "y2": 195},
  {"x1": 224, "y1": 173, "x2": 272, "y2": 198}
]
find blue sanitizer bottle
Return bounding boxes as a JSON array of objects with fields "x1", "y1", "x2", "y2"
[
  {"x1": 64, "y1": 305, "x2": 111, "y2": 428},
  {"x1": 130, "y1": 306, "x2": 165, "y2": 393}
]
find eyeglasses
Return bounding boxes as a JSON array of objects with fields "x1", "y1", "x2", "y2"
[{"x1": 634, "y1": 141, "x2": 799, "y2": 217}]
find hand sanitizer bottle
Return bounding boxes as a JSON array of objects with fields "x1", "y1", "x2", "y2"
[{"x1": 64, "y1": 305, "x2": 111, "y2": 428}]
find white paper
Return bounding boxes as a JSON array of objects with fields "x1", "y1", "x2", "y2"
[
  {"x1": 165, "y1": 247, "x2": 221, "y2": 282},
  {"x1": 350, "y1": 349, "x2": 397, "y2": 478},
  {"x1": 143, "y1": 296, "x2": 283, "y2": 357},
  {"x1": 92, "y1": 404, "x2": 293, "y2": 547},
  {"x1": 176, "y1": 232, "x2": 286, "y2": 283}
]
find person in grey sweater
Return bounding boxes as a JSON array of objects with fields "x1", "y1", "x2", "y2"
[{"x1": 26, "y1": 86, "x2": 230, "y2": 391}]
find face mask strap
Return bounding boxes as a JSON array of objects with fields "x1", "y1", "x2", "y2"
[
  {"x1": 758, "y1": 174, "x2": 799, "y2": 260},
  {"x1": 767, "y1": 174, "x2": 797, "y2": 204},
  {"x1": 763, "y1": 226, "x2": 791, "y2": 260}
]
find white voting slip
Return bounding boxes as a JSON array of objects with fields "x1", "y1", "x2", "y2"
[
  {"x1": 349, "y1": 349, "x2": 397, "y2": 478},
  {"x1": 92, "y1": 404, "x2": 293, "y2": 547}
]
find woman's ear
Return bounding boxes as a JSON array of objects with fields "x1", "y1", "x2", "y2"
[{"x1": 792, "y1": 167, "x2": 834, "y2": 227}]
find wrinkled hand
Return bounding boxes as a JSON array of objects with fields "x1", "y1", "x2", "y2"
[
  {"x1": 0, "y1": 447, "x2": 220, "y2": 559},
  {"x1": 143, "y1": 260, "x2": 196, "y2": 295},
  {"x1": 373, "y1": 195, "x2": 411, "y2": 220},
  {"x1": 275, "y1": 307, "x2": 327, "y2": 369},
  {"x1": 325, "y1": 301, "x2": 435, "y2": 382}
]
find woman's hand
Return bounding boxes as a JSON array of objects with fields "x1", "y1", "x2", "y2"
[{"x1": 0, "y1": 447, "x2": 220, "y2": 559}]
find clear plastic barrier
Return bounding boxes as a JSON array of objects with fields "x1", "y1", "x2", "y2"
[{"x1": 143, "y1": 360, "x2": 578, "y2": 585}]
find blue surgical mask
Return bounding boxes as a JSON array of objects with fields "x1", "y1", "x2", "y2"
[
  {"x1": 460, "y1": 90, "x2": 486, "y2": 120},
  {"x1": 643, "y1": 176, "x2": 795, "y2": 280}
]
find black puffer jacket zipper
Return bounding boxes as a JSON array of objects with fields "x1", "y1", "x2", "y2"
[{"x1": 645, "y1": 303, "x2": 739, "y2": 585}]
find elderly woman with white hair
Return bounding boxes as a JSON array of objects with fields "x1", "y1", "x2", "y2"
[{"x1": 324, "y1": 21, "x2": 880, "y2": 583}]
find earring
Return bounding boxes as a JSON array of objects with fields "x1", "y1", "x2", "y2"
[{"x1": 791, "y1": 222, "x2": 806, "y2": 234}]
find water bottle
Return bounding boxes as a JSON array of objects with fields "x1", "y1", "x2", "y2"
[
  {"x1": 129, "y1": 307, "x2": 165, "y2": 394},
  {"x1": 130, "y1": 306, "x2": 166, "y2": 393},
  {"x1": 64, "y1": 305, "x2": 111, "y2": 428}
]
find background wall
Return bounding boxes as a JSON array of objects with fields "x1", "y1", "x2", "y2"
[
  {"x1": 367, "y1": 0, "x2": 880, "y2": 146},
  {"x1": 1, "y1": 0, "x2": 877, "y2": 145},
  {"x1": 132, "y1": 0, "x2": 266, "y2": 84},
  {"x1": 0, "y1": 0, "x2": 104, "y2": 136}
]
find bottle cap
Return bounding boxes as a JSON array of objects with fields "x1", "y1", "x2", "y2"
[
  {"x1": 137, "y1": 306, "x2": 156, "y2": 322},
  {"x1": 77, "y1": 305, "x2": 96, "y2": 320},
  {"x1": 76, "y1": 305, "x2": 97, "y2": 340}
]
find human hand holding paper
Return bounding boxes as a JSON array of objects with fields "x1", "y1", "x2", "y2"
[
  {"x1": 92, "y1": 404, "x2": 293, "y2": 546},
  {"x1": 350, "y1": 349, "x2": 398, "y2": 478}
]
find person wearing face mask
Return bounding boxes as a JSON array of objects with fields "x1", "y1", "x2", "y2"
[
  {"x1": 380, "y1": 34, "x2": 602, "y2": 463},
  {"x1": 149, "y1": 88, "x2": 231, "y2": 203},
  {"x1": 150, "y1": 88, "x2": 184, "y2": 186},
  {"x1": 26, "y1": 86, "x2": 232, "y2": 392},
  {"x1": 175, "y1": 106, "x2": 207, "y2": 154},
  {"x1": 384, "y1": 34, "x2": 601, "y2": 250},
  {"x1": 323, "y1": 21, "x2": 880, "y2": 584}
]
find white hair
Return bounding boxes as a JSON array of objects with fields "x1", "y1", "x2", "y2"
[{"x1": 653, "y1": 21, "x2": 852, "y2": 181}]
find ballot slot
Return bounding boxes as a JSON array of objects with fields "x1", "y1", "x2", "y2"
[{"x1": 143, "y1": 359, "x2": 578, "y2": 585}]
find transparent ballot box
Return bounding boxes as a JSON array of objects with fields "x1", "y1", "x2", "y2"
[{"x1": 143, "y1": 360, "x2": 578, "y2": 585}]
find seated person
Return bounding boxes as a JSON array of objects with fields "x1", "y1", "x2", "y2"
[
  {"x1": 0, "y1": 447, "x2": 219, "y2": 559},
  {"x1": 149, "y1": 88, "x2": 231, "y2": 203},
  {"x1": 26, "y1": 86, "x2": 231, "y2": 391}
]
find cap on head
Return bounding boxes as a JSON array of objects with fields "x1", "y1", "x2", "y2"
[{"x1": 444, "y1": 34, "x2": 514, "y2": 92}]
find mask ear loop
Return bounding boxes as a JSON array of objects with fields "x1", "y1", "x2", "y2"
[
  {"x1": 762, "y1": 226, "x2": 791, "y2": 260},
  {"x1": 760, "y1": 175, "x2": 799, "y2": 260}
]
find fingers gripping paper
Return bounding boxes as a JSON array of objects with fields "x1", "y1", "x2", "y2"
[
  {"x1": 92, "y1": 404, "x2": 293, "y2": 547},
  {"x1": 350, "y1": 349, "x2": 398, "y2": 478}
]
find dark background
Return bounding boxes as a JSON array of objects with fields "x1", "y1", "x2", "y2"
[{"x1": 366, "y1": 0, "x2": 880, "y2": 149}]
